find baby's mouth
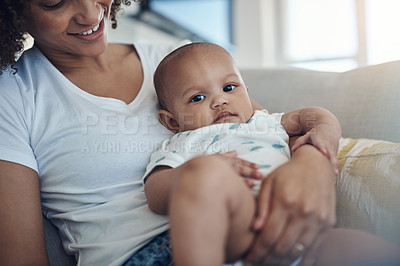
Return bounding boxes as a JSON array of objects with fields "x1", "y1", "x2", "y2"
[{"x1": 213, "y1": 111, "x2": 237, "y2": 123}]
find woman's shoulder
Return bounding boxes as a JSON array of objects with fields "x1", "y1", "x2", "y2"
[
  {"x1": 0, "y1": 46, "x2": 48, "y2": 86},
  {"x1": 0, "y1": 66, "x2": 23, "y2": 98},
  {"x1": 0, "y1": 47, "x2": 52, "y2": 106}
]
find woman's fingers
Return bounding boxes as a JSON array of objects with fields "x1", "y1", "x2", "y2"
[
  {"x1": 245, "y1": 145, "x2": 337, "y2": 265},
  {"x1": 245, "y1": 205, "x2": 289, "y2": 264},
  {"x1": 272, "y1": 216, "x2": 324, "y2": 265},
  {"x1": 253, "y1": 178, "x2": 273, "y2": 230},
  {"x1": 248, "y1": 206, "x2": 325, "y2": 265},
  {"x1": 291, "y1": 132, "x2": 340, "y2": 175},
  {"x1": 291, "y1": 134, "x2": 310, "y2": 152},
  {"x1": 325, "y1": 148, "x2": 339, "y2": 175},
  {"x1": 252, "y1": 203, "x2": 309, "y2": 265},
  {"x1": 299, "y1": 230, "x2": 327, "y2": 266},
  {"x1": 272, "y1": 217, "x2": 306, "y2": 258}
]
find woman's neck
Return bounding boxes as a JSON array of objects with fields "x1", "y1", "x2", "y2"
[
  {"x1": 37, "y1": 44, "x2": 112, "y2": 76},
  {"x1": 37, "y1": 43, "x2": 143, "y2": 105}
]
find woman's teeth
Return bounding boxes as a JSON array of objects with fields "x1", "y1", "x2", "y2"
[{"x1": 79, "y1": 23, "x2": 100, "y2": 36}]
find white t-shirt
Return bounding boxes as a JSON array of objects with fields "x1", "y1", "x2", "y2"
[
  {"x1": 143, "y1": 110, "x2": 290, "y2": 194},
  {"x1": 0, "y1": 42, "x2": 187, "y2": 265}
]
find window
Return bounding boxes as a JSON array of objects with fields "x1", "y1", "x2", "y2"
[
  {"x1": 276, "y1": 0, "x2": 400, "y2": 72},
  {"x1": 134, "y1": 0, "x2": 233, "y2": 52},
  {"x1": 366, "y1": 0, "x2": 400, "y2": 65}
]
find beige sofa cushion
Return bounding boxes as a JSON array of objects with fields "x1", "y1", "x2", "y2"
[
  {"x1": 336, "y1": 137, "x2": 400, "y2": 244},
  {"x1": 242, "y1": 61, "x2": 400, "y2": 143}
]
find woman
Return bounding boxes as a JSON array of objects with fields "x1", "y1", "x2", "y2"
[{"x1": 0, "y1": 0, "x2": 336, "y2": 265}]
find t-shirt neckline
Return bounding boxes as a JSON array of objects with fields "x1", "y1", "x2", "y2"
[{"x1": 32, "y1": 43, "x2": 149, "y2": 110}]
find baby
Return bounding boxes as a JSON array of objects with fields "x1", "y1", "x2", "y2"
[{"x1": 143, "y1": 42, "x2": 399, "y2": 265}]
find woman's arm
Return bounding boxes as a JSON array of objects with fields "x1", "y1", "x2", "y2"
[{"x1": 0, "y1": 161, "x2": 49, "y2": 265}]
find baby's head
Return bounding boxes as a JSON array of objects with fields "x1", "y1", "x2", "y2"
[{"x1": 154, "y1": 42, "x2": 254, "y2": 133}]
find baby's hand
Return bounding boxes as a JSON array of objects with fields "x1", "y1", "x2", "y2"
[
  {"x1": 220, "y1": 150, "x2": 263, "y2": 187},
  {"x1": 291, "y1": 125, "x2": 339, "y2": 175}
]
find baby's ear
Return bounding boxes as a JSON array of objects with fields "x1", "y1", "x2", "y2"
[{"x1": 159, "y1": 110, "x2": 180, "y2": 133}]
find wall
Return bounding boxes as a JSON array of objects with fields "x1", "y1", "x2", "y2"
[{"x1": 232, "y1": 0, "x2": 277, "y2": 68}]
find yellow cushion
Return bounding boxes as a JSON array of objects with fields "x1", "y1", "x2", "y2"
[{"x1": 336, "y1": 138, "x2": 400, "y2": 244}]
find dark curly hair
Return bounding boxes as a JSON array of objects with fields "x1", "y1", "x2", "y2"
[{"x1": 0, "y1": 0, "x2": 136, "y2": 75}]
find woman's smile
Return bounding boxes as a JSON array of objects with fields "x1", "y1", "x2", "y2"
[{"x1": 70, "y1": 18, "x2": 105, "y2": 41}]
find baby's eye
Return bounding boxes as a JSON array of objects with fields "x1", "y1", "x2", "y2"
[
  {"x1": 190, "y1": 95, "x2": 205, "y2": 102},
  {"x1": 223, "y1": 84, "x2": 236, "y2": 92}
]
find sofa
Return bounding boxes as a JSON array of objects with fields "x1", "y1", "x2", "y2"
[{"x1": 44, "y1": 61, "x2": 400, "y2": 265}]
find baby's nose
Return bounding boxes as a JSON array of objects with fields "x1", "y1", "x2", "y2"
[{"x1": 212, "y1": 96, "x2": 228, "y2": 108}]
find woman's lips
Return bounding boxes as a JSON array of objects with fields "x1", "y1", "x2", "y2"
[
  {"x1": 71, "y1": 19, "x2": 105, "y2": 41},
  {"x1": 69, "y1": 10, "x2": 106, "y2": 41}
]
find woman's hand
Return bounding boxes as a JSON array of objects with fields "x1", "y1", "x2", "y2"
[
  {"x1": 244, "y1": 145, "x2": 337, "y2": 266},
  {"x1": 291, "y1": 124, "x2": 340, "y2": 175}
]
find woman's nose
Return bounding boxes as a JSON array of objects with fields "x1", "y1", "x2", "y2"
[{"x1": 73, "y1": 1, "x2": 103, "y2": 26}]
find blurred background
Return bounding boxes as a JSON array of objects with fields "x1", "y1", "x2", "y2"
[
  {"x1": 107, "y1": 0, "x2": 400, "y2": 72},
  {"x1": 22, "y1": 0, "x2": 399, "y2": 72}
]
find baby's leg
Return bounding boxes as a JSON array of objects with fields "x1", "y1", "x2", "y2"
[
  {"x1": 169, "y1": 156, "x2": 257, "y2": 266},
  {"x1": 315, "y1": 228, "x2": 400, "y2": 265}
]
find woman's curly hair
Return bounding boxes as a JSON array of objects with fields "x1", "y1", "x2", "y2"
[{"x1": 0, "y1": 0, "x2": 135, "y2": 75}]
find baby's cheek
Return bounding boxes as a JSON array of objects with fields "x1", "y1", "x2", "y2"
[
  {"x1": 198, "y1": 114, "x2": 213, "y2": 128},
  {"x1": 177, "y1": 113, "x2": 205, "y2": 131}
]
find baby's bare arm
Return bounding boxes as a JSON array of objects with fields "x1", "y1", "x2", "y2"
[
  {"x1": 281, "y1": 106, "x2": 341, "y2": 138},
  {"x1": 282, "y1": 107, "x2": 342, "y2": 172},
  {"x1": 144, "y1": 166, "x2": 175, "y2": 215}
]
